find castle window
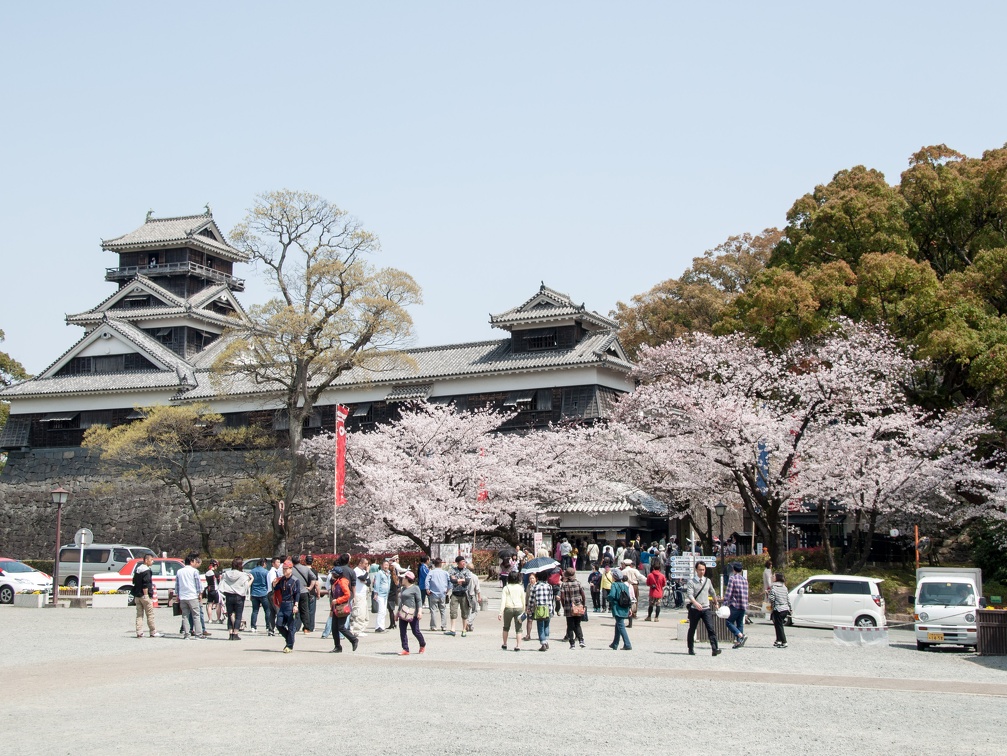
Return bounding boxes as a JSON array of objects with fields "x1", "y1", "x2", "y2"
[{"x1": 524, "y1": 328, "x2": 558, "y2": 351}]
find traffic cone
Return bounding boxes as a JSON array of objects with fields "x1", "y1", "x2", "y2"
[{"x1": 151, "y1": 590, "x2": 159, "y2": 608}]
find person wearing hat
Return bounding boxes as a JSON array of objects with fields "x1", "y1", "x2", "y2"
[
  {"x1": 607, "y1": 568, "x2": 632, "y2": 650},
  {"x1": 446, "y1": 556, "x2": 473, "y2": 637},
  {"x1": 272, "y1": 560, "x2": 301, "y2": 653},
  {"x1": 723, "y1": 561, "x2": 749, "y2": 648},
  {"x1": 621, "y1": 559, "x2": 643, "y2": 627},
  {"x1": 395, "y1": 570, "x2": 426, "y2": 655}
]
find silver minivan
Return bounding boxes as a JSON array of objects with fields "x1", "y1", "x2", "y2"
[{"x1": 57, "y1": 543, "x2": 156, "y2": 588}]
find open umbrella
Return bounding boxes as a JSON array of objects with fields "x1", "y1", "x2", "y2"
[
  {"x1": 497, "y1": 547, "x2": 518, "y2": 560},
  {"x1": 521, "y1": 556, "x2": 560, "y2": 574}
]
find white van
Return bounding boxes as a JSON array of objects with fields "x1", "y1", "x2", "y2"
[
  {"x1": 57, "y1": 544, "x2": 156, "y2": 588},
  {"x1": 787, "y1": 574, "x2": 887, "y2": 628},
  {"x1": 914, "y1": 567, "x2": 983, "y2": 651}
]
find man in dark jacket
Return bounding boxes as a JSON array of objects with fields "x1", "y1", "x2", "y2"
[{"x1": 131, "y1": 554, "x2": 161, "y2": 638}]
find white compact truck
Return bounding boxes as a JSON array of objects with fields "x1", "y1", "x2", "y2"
[{"x1": 914, "y1": 567, "x2": 984, "y2": 651}]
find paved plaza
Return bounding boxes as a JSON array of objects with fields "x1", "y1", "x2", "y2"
[{"x1": 2, "y1": 579, "x2": 1005, "y2": 755}]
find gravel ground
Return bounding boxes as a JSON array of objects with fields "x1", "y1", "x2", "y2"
[{"x1": 2, "y1": 582, "x2": 1005, "y2": 755}]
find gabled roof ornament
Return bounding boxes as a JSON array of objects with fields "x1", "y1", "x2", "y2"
[
  {"x1": 204, "y1": 202, "x2": 212, "y2": 216},
  {"x1": 146, "y1": 209, "x2": 154, "y2": 222}
]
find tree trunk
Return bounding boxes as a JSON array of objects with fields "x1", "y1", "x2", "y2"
[
  {"x1": 818, "y1": 501, "x2": 838, "y2": 573},
  {"x1": 730, "y1": 469, "x2": 786, "y2": 568},
  {"x1": 179, "y1": 475, "x2": 213, "y2": 558},
  {"x1": 271, "y1": 499, "x2": 288, "y2": 557},
  {"x1": 274, "y1": 418, "x2": 307, "y2": 556},
  {"x1": 846, "y1": 509, "x2": 878, "y2": 574}
]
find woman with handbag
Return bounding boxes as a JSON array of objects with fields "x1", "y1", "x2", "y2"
[
  {"x1": 559, "y1": 567, "x2": 587, "y2": 649},
  {"x1": 204, "y1": 559, "x2": 222, "y2": 624},
  {"x1": 329, "y1": 565, "x2": 358, "y2": 653},
  {"x1": 529, "y1": 571, "x2": 555, "y2": 651},
  {"x1": 219, "y1": 557, "x2": 252, "y2": 641},
  {"x1": 395, "y1": 571, "x2": 425, "y2": 656},
  {"x1": 498, "y1": 571, "x2": 526, "y2": 651},
  {"x1": 768, "y1": 572, "x2": 791, "y2": 649}
]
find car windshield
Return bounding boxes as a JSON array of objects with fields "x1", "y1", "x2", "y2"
[
  {"x1": 0, "y1": 560, "x2": 35, "y2": 573},
  {"x1": 919, "y1": 582, "x2": 975, "y2": 606}
]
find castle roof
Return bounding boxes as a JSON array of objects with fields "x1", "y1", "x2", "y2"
[
  {"x1": 102, "y1": 210, "x2": 246, "y2": 263},
  {"x1": 490, "y1": 282, "x2": 617, "y2": 332}
]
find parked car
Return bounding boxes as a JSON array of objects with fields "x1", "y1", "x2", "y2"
[
  {"x1": 91, "y1": 557, "x2": 205, "y2": 605},
  {"x1": 57, "y1": 543, "x2": 157, "y2": 588},
  {"x1": 0, "y1": 559, "x2": 53, "y2": 604},
  {"x1": 787, "y1": 574, "x2": 886, "y2": 628}
]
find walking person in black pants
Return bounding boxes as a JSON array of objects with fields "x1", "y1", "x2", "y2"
[
  {"x1": 329, "y1": 565, "x2": 359, "y2": 653},
  {"x1": 685, "y1": 561, "x2": 721, "y2": 657},
  {"x1": 395, "y1": 571, "x2": 426, "y2": 656},
  {"x1": 219, "y1": 557, "x2": 252, "y2": 640}
]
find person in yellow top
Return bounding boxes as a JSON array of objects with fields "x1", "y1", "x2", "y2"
[
  {"x1": 599, "y1": 564, "x2": 614, "y2": 611},
  {"x1": 497, "y1": 572, "x2": 526, "y2": 651}
]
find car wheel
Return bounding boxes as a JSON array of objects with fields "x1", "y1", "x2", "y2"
[
  {"x1": 785, "y1": 614, "x2": 793, "y2": 627},
  {"x1": 854, "y1": 615, "x2": 877, "y2": 628},
  {"x1": 121, "y1": 588, "x2": 135, "y2": 606},
  {"x1": 916, "y1": 641, "x2": 929, "y2": 651},
  {"x1": 64, "y1": 575, "x2": 78, "y2": 589},
  {"x1": 0, "y1": 585, "x2": 14, "y2": 604}
]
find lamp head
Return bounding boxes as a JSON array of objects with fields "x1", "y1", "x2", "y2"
[
  {"x1": 50, "y1": 485, "x2": 70, "y2": 505},
  {"x1": 714, "y1": 502, "x2": 727, "y2": 518}
]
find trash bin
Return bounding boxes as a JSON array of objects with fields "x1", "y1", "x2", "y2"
[
  {"x1": 694, "y1": 613, "x2": 732, "y2": 643},
  {"x1": 977, "y1": 609, "x2": 1007, "y2": 656}
]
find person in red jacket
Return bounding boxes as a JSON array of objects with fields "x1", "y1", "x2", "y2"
[
  {"x1": 329, "y1": 566, "x2": 359, "y2": 653},
  {"x1": 644, "y1": 561, "x2": 666, "y2": 622}
]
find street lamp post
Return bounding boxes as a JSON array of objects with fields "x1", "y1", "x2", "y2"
[
  {"x1": 50, "y1": 486, "x2": 69, "y2": 606},
  {"x1": 714, "y1": 501, "x2": 727, "y2": 596}
]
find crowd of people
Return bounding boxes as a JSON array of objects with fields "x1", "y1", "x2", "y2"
[{"x1": 130, "y1": 539, "x2": 793, "y2": 656}]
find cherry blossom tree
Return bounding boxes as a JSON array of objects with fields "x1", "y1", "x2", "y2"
[
  {"x1": 613, "y1": 319, "x2": 996, "y2": 568},
  {"x1": 300, "y1": 403, "x2": 607, "y2": 553},
  {"x1": 799, "y1": 405, "x2": 992, "y2": 572}
]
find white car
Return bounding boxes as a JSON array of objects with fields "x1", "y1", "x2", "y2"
[
  {"x1": 92, "y1": 557, "x2": 205, "y2": 604},
  {"x1": 0, "y1": 559, "x2": 53, "y2": 604},
  {"x1": 788, "y1": 574, "x2": 887, "y2": 628}
]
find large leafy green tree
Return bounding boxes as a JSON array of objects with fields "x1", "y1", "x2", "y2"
[
  {"x1": 771, "y1": 166, "x2": 914, "y2": 270},
  {"x1": 613, "y1": 228, "x2": 780, "y2": 357},
  {"x1": 900, "y1": 144, "x2": 1007, "y2": 277}
]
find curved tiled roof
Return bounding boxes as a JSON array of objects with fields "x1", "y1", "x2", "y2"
[
  {"x1": 545, "y1": 485, "x2": 667, "y2": 515},
  {"x1": 182, "y1": 330, "x2": 633, "y2": 401},
  {"x1": 0, "y1": 370, "x2": 186, "y2": 398},
  {"x1": 102, "y1": 212, "x2": 246, "y2": 262},
  {"x1": 490, "y1": 283, "x2": 617, "y2": 331}
]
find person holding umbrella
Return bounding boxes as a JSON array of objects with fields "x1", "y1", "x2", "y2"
[{"x1": 529, "y1": 570, "x2": 555, "y2": 651}]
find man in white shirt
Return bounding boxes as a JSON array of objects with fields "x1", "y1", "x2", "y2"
[{"x1": 175, "y1": 554, "x2": 204, "y2": 639}]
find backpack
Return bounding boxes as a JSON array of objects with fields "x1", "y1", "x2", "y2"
[{"x1": 616, "y1": 585, "x2": 632, "y2": 609}]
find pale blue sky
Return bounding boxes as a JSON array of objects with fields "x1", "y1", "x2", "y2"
[{"x1": 3, "y1": 2, "x2": 1006, "y2": 374}]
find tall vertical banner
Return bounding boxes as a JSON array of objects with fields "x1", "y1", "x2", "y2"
[
  {"x1": 335, "y1": 405, "x2": 349, "y2": 507},
  {"x1": 334, "y1": 405, "x2": 349, "y2": 554}
]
